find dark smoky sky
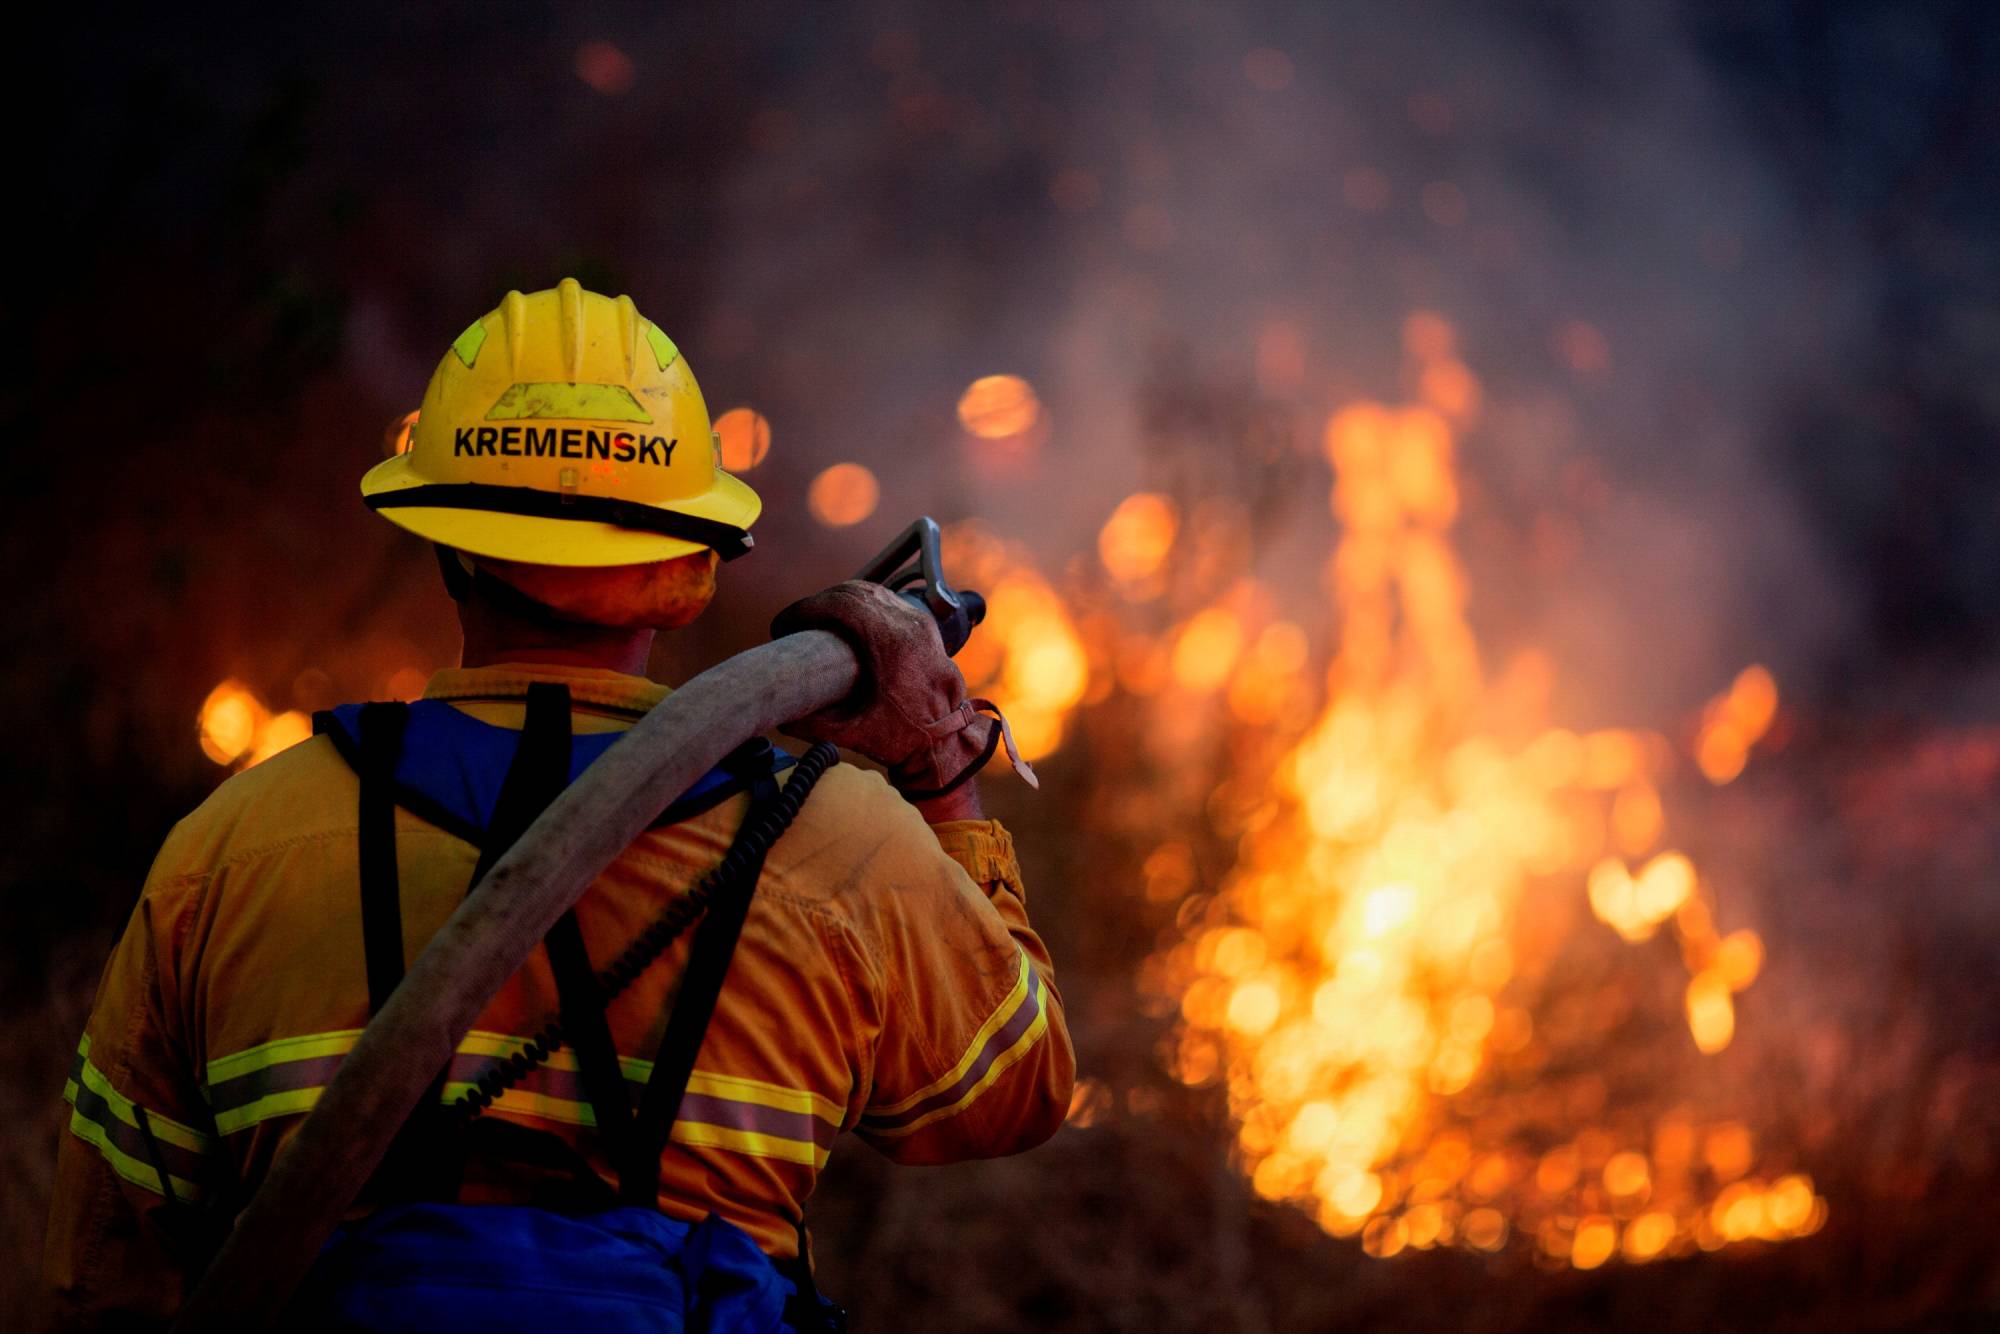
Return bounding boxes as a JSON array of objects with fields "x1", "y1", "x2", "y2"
[{"x1": 5, "y1": 0, "x2": 1998, "y2": 776}]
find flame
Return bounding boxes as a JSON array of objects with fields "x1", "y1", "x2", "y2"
[
  {"x1": 1140, "y1": 320, "x2": 1819, "y2": 1264},
  {"x1": 807, "y1": 463, "x2": 880, "y2": 528},
  {"x1": 941, "y1": 521, "x2": 1089, "y2": 761}
]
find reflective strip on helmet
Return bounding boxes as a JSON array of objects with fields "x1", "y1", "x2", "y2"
[
  {"x1": 367, "y1": 483, "x2": 754, "y2": 560},
  {"x1": 485, "y1": 382, "x2": 654, "y2": 424},
  {"x1": 451, "y1": 320, "x2": 489, "y2": 368},
  {"x1": 643, "y1": 322, "x2": 679, "y2": 371}
]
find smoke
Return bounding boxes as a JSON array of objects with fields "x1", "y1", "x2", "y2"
[{"x1": 690, "y1": 0, "x2": 1868, "y2": 723}]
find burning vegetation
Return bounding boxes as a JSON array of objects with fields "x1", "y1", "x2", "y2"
[{"x1": 1131, "y1": 369, "x2": 1818, "y2": 1267}]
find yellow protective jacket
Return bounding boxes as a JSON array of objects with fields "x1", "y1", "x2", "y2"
[{"x1": 46, "y1": 662, "x2": 1073, "y2": 1325}]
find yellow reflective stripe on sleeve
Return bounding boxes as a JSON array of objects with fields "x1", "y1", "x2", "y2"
[
  {"x1": 204, "y1": 1028, "x2": 840, "y2": 1167},
  {"x1": 673, "y1": 1121, "x2": 827, "y2": 1168},
  {"x1": 450, "y1": 1037, "x2": 843, "y2": 1123},
  {"x1": 864, "y1": 996, "x2": 1051, "y2": 1140},
  {"x1": 204, "y1": 1028, "x2": 364, "y2": 1087},
  {"x1": 211, "y1": 1086, "x2": 325, "y2": 1136},
  {"x1": 73, "y1": 1036, "x2": 216, "y2": 1153},
  {"x1": 872, "y1": 952, "x2": 1033, "y2": 1117},
  {"x1": 64, "y1": 1104, "x2": 203, "y2": 1201},
  {"x1": 860, "y1": 954, "x2": 1051, "y2": 1138},
  {"x1": 686, "y1": 1070, "x2": 845, "y2": 1127},
  {"x1": 65, "y1": 1038, "x2": 214, "y2": 1200}
]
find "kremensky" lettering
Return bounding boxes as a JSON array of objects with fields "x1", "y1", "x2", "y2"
[{"x1": 453, "y1": 427, "x2": 676, "y2": 466}]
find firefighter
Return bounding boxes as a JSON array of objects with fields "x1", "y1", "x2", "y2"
[{"x1": 45, "y1": 279, "x2": 1073, "y2": 1330}]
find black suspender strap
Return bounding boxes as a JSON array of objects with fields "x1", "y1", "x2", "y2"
[
  {"x1": 356, "y1": 703, "x2": 412, "y2": 1015},
  {"x1": 358, "y1": 684, "x2": 635, "y2": 1201},
  {"x1": 545, "y1": 913, "x2": 637, "y2": 1153},
  {"x1": 620, "y1": 773, "x2": 782, "y2": 1206},
  {"x1": 358, "y1": 701, "x2": 442, "y2": 1201},
  {"x1": 476, "y1": 684, "x2": 636, "y2": 1162},
  {"x1": 468, "y1": 682, "x2": 571, "y2": 886}
]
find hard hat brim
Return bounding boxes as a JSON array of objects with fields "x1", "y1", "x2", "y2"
[{"x1": 359, "y1": 452, "x2": 762, "y2": 567}]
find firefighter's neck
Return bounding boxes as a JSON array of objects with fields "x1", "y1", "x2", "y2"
[{"x1": 459, "y1": 605, "x2": 657, "y2": 677}]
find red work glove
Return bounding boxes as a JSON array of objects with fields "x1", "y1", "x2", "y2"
[{"x1": 771, "y1": 580, "x2": 1037, "y2": 798}]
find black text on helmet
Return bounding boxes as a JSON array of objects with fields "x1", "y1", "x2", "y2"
[{"x1": 453, "y1": 427, "x2": 678, "y2": 466}]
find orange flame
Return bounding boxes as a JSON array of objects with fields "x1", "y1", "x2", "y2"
[
  {"x1": 1140, "y1": 318, "x2": 1818, "y2": 1264},
  {"x1": 942, "y1": 522, "x2": 1090, "y2": 761}
]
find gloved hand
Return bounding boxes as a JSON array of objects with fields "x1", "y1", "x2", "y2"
[{"x1": 771, "y1": 580, "x2": 1036, "y2": 798}]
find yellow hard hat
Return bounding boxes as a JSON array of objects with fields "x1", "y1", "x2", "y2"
[{"x1": 361, "y1": 278, "x2": 759, "y2": 565}]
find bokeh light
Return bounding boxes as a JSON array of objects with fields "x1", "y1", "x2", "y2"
[
  {"x1": 714, "y1": 406, "x2": 771, "y2": 472},
  {"x1": 198, "y1": 680, "x2": 266, "y2": 766},
  {"x1": 1098, "y1": 492, "x2": 1179, "y2": 585},
  {"x1": 956, "y1": 374, "x2": 1041, "y2": 440},
  {"x1": 198, "y1": 681, "x2": 309, "y2": 770},
  {"x1": 808, "y1": 462, "x2": 880, "y2": 528},
  {"x1": 574, "y1": 40, "x2": 635, "y2": 95},
  {"x1": 383, "y1": 409, "x2": 418, "y2": 458}
]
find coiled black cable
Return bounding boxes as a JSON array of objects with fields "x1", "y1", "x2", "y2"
[{"x1": 449, "y1": 740, "x2": 839, "y2": 1123}]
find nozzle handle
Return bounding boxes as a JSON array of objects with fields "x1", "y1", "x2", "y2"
[{"x1": 855, "y1": 516, "x2": 983, "y2": 656}]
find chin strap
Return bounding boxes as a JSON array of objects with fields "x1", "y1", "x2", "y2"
[{"x1": 433, "y1": 544, "x2": 590, "y2": 628}]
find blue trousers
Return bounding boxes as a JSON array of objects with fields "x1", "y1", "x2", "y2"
[{"x1": 300, "y1": 1203, "x2": 799, "y2": 1332}]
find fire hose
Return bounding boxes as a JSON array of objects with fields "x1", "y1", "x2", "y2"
[{"x1": 171, "y1": 519, "x2": 983, "y2": 1329}]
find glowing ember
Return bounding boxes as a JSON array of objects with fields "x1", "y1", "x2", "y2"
[
  {"x1": 956, "y1": 374, "x2": 1041, "y2": 440},
  {"x1": 1143, "y1": 319, "x2": 1819, "y2": 1264},
  {"x1": 714, "y1": 407, "x2": 771, "y2": 472},
  {"x1": 807, "y1": 463, "x2": 880, "y2": 528}
]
